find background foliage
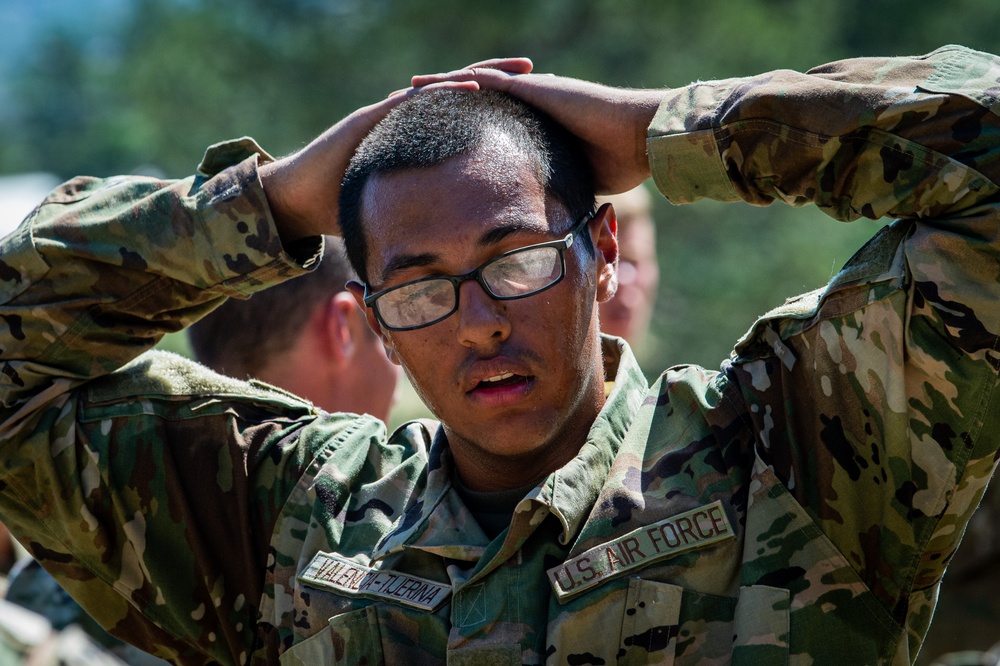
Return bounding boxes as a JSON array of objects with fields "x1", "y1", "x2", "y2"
[{"x1": 4, "y1": 0, "x2": 1000, "y2": 420}]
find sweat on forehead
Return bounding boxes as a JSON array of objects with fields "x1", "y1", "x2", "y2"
[{"x1": 338, "y1": 89, "x2": 596, "y2": 284}]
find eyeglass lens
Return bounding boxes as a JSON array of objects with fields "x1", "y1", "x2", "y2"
[{"x1": 377, "y1": 245, "x2": 563, "y2": 329}]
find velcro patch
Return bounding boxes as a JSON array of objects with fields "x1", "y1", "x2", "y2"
[
  {"x1": 548, "y1": 500, "x2": 735, "y2": 601},
  {"x1": 299, "y1": 552, "x2": 451, "y2": 612}
]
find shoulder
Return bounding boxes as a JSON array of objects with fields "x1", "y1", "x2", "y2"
[{"x1": 84, "y1": 349, "x2": 316, "y2": 411}]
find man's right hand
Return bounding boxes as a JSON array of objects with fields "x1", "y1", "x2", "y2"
[{"x1": 411, "y1": 61, "x2": 667, "y2": 195}]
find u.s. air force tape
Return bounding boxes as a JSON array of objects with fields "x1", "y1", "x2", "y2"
[
  {"x1": 547, "y1": 500, "x2": 734, "y2": 600},
  {"x1": 299, "y1": 552, "x2": 451, "y2": 612}
]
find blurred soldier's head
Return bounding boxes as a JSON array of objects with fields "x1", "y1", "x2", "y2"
[
  {"x1": 597, "y1": 184, "x2": 659, "y2": 346},
  {"x1": 188, "y1": 237, "x2": 399, "y2": 421}
]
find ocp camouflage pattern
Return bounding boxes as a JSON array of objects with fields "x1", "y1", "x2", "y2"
[{"x1": 1, "y1": 45, "x2": 998, "y2": 665}]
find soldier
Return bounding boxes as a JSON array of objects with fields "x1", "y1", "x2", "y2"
[
  {"x1": 187, "y1": 235, "x2": 399, "y2": 421},
  {"x1": 1, "y1": 46, "x2": 998, "y2": 666}
]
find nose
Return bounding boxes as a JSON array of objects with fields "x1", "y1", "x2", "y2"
[{"x1": 455, "y1": 279, "x2": 511, "y2": 349}]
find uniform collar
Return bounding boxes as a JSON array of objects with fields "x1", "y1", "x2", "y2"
[
  {"x1": 372, "y1": 335, "x2": 647, "y2": 561},
  {"x1": 539, "y1": 335, "x2": 647, "y2": 545}
]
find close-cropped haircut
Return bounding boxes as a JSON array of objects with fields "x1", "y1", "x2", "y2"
[
  {"x1": 188, "y1": 237, "x2": 355, "y2": 378},
  {"x1": 339, "y1": 89, "x2": 596, "y2": 284}
]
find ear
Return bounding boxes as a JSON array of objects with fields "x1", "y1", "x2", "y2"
[
  {"x1": 317, "y1": 293, "x2": 355, "y2": 368},
  {"x1": 333, "y1": 290, "x2": 369, "y2": 355},
  {"x1": 591, "y1": 202, "x2": 619, "y2": 303},
  {"x1": 346, "y1": 280, "x2": 402, "y2": 366}
]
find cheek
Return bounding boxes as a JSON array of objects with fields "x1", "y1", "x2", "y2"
[
  {"x1": 388, "y1": 330, "x2": 459, "y2": 392},
  {"x1": 529, "y1": 292, "x2": 599, "y2": 353}
]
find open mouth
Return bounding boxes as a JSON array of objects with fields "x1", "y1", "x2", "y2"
[{"x1": 474, "y1": 372, "x2": 531, "y2": 391}]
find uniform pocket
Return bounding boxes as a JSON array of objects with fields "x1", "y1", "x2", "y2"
[
  {"x1": 731, "y1": 585, "x2": 790, "y2": 666},
  {"x1": 619, "y1": 579, "x2": 684, "y2": 665},
  {"x1": 279, "y1": 606, "x2": 384, "y2": 666},
  {"x1": 328, "y1": 606, "x2": 384, "y2": 666},
  {"x1": 546, "y1": 578, "x2": 684, "y2": 665}
]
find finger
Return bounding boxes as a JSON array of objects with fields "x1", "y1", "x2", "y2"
[
  {"x1": 410, "y1": 69, "x2": 508, "y2": 88},
  {"x1": 462, "y1": 57, "x2": 533, "y2": 73},
  {"x1": 411, "y1": 58, "x2": 532, "y2": 87},
  {"x1": 388, "y1": 80, "x2": 480, "y2": 99}
]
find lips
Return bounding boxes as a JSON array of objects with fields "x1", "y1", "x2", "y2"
[
  {"x1": 464, "y1": 357, "x2": 536, "y2": 404},
  {"x1": 471, "y1": 369, "x2": 533, "y2": 391},
  {"x1": 477, "y1": 371, "x2": 521, "y2": 388}
]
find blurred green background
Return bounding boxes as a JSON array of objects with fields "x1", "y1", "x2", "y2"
[{"x1": 3, "y1": 0, "x2": 999, "y2": 425}]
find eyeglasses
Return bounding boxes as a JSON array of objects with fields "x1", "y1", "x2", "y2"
[{"x1": 363, "y1": 213, "x2": 593, "y2": 331}]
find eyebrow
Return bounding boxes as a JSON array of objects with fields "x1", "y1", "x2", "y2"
[{"x1": 378, "y1": 221, "x2": 545, "y2": 283}]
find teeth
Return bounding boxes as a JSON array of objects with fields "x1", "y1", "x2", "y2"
[{"x1": 483, "y1": 372, "x2": 514, "y2": 383}]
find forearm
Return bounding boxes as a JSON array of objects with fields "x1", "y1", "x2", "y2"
[
  {"x1": 0, "y1": 141, "x2": 319, "y2": 416},
  {"x1": 647, "y1": 45, "x2": 1000, "y2": 219}
]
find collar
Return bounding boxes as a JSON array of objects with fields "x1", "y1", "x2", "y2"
[
  {"x1": 371, "y1": 335, "x2": 648, "y2": 561},
  {"x1": 540, "y1": 335, "x2": 648, "y2": 545}
]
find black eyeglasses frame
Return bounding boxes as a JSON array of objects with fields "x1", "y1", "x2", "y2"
[{"x1": 362, "y1": 212, "x2": 594, "y2": 332}]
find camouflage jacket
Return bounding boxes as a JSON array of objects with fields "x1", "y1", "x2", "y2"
[{"x1": 1, "y1": 45, "x2": 999, "y2": 665}]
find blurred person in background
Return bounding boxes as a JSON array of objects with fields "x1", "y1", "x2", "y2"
[
  {"x1": 596, "y1": 183, "x2": 658, "y2": 349},
  {"x1": 5, "y1": 558, "x2": 165, "y2": 665},
  {"x1": 188, "y1": 235, "x2": 399, "y2": 422}
]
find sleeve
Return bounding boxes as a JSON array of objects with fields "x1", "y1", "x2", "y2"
[
  {"x1": 0, "y1": 139, "x2": 359, "y2": 665},
  {"x1": 646, "y1": 45, "x2": 1000, "y2": 651},
  {"x1": 0, "y1": 137, "x2": 319, "y2": 415}
]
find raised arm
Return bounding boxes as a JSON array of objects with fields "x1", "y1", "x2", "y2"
[
  {"x1": 652, "y1": 45, "x2": 1000, "y2": 654},
  {"x1": 647, "y1": 45, "x2": 1000, "y2": 219},
  {"x1": 0, "y1": 140, "x2": 311, "y2": 416},
  {"x1": 0, "y1": 70, "x2": 506, "y2": 416},
  {"x1": 425, "y1": 46, "x2": 1000, "y2": 655},
  {"x1": 0, "y1": 76, "x2": 497, "y2": 664},
  {"x1": 416, "y1": 46, "x2": 1000, "y2": 216}
]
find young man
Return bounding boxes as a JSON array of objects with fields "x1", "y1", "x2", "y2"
[{"x1": 0, "y1": 48, "x2": 997, "y2": 666}]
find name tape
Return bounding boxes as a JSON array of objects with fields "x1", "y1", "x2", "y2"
[
  {"x1": 547, "y1": 500, "x2": 734, "y2": 600},
  {"x1": 299, "y1": 552, "x2": 451, "y2": 612}
]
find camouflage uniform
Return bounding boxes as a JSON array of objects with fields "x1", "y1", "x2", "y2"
[{"x1": 1, "y1": 45, "x2": 998, "y2": 665}]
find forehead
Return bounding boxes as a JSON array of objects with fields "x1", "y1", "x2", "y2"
[{"x1": 359, "y1": 146, "x2": 555, "y2": 276}]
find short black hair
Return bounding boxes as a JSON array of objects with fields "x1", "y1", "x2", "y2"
[
  {"x1": 339, "y1": 89, "x2": 596, "y2": 284},
  {"x1": 188, "y1": 236, "x2": 355, "y2": 377}
]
